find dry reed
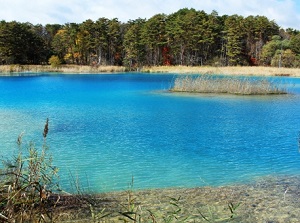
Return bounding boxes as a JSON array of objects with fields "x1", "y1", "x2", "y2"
[
  {"x1": 0, "y1": 64, "x2": 126, "y2": 74},
  {"x1": 142, "y1": 66, "x2": 300, "y2": 77},
  {"x1": 171, "y1": 75, "x2": 287, "y2": 95},
  {"x1": 1, "y1": 65, "x2": 300, "y2": 77}
]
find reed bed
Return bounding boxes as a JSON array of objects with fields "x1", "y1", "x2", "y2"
[
  {"x1": 1, "y1": 64, "x2": 300, "y2": 77},
  {"x1": 171, "y1": 75, "x2": 287, "y2": 95},
  {"x1": 143, "y1": 66, "x2": 300, "y2": 77},
  {"x1": 0, "y1": 64, "x2": 126, "y2": 74}
]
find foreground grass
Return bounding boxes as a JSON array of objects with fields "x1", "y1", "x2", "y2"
[
  {"x1": 171, "y1": 75, "x2": 287, "y2": 95},
  {"x1": 24, "y1": 176, "x2": 300, "y2": 223},
  {"x1": 1, "y1": 176, "x2": 299, "y2": 222}
]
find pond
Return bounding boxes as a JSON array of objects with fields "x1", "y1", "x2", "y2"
[{"x1": 1, "y1": 73, "x2": 300, "y2": 192}]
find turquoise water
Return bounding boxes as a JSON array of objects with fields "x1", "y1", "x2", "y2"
[{"x1": 1, "y1": 73, "x2": 300, "y2": 192}]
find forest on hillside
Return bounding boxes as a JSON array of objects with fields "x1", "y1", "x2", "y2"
[{"x1": 0, "y1": 8, "x2": 300, "y2": 68}]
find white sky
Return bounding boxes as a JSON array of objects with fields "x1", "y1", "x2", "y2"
[{"x1": 0, "y1": 0, "x2": 299, "y2": 29}]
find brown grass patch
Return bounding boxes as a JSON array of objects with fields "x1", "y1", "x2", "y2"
[
  {"x1": 1, "y1": 65, "x2": 300, "y2": 77},
  {"x1": 0, "y1": 65, "x2": 126, "y2": 74},
  {"x1": 142, "y1": 66, "x2": 300, "y2": 77}
]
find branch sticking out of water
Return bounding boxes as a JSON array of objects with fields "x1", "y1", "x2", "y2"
[{"x1": 43, "y1": 118, "x2": 49, "y2": 138}]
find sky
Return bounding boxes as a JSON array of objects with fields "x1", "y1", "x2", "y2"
[{"x1": 1, "y1": 0, "x2": 300, "y2": 29}]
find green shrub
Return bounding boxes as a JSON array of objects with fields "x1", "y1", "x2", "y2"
[{"x1": 48, "y1": 55, "x2": 61, "y2": 68}]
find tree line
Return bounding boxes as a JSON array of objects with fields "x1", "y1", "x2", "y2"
[{"x1": 0, "y1": 8, "x2": 299, "y2": 68}]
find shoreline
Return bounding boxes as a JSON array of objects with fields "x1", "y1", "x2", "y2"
[
  {"x1": 143, "y1": 65, "x2": 300, "y2": 77},
  {"x1": 55, "y1": 175, "x2": 300, "y2": 222},
  {"x1": 0, "y1": 64, "x2": 300, "y2": 77}
]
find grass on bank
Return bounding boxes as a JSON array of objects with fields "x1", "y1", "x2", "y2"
[
  {"x1": 1, "y1": 64, "x2": 300, "y2": 77},
  {"x1": 171, "y1": 75, "x2": 288, "y2": 95},
  {"x1": 0, "y1": 64, "x2": 127, "y2": 74},
  {"x1": 142, "y1": 66, "x2": 300, "y2": 77}
]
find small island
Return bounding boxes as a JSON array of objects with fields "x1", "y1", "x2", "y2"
[{"x1": 170, "y1": 75, "x2": 288, "y2": 95}]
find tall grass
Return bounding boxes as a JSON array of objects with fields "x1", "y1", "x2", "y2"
[
  {"x1": 171, "y1": 75, "x2": 287, "y2": 95},
  {"x1": 0, "y1": 119, "x2": 61, "y2": 222}
]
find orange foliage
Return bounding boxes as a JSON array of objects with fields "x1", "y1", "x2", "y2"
[{"x1": 162, "y1": 46, "x2": 171, "y2": 66}]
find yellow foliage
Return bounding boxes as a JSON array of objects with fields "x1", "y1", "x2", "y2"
[
  {"x1": 64, "y1": 53, "x2": 72, "y2": 61},
  {"x1": 48, "y1": 55, "x2": 61, "y2": 67},
  {"x1": 56, "y1": 29, "x2": 66, "y2": 35}
]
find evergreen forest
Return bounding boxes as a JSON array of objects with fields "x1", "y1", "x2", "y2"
[{"x1": 0, "y1": 8, "x2": 300, "y2": 68}]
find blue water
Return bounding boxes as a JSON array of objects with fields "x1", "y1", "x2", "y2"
[{"x1": 1, "y1": 73, "x2": 300, "y2": 192}]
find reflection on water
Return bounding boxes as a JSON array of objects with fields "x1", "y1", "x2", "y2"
[{"x1": 0, "y1": 73, "x2": 300, "y2": 192}]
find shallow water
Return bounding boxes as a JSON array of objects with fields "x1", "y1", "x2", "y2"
[{"x1": 1, "y1": 73, "x2": 300, "y2": 192}]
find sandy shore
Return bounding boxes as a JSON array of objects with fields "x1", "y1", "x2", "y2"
[
  {"x1": 1, "y1": 65, "x2": 300, "y2": 77},
  {"x1": 56, "y1": 175, "x2": 300, "y2": 222}
]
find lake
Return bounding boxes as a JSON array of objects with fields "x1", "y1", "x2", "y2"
[{"x1": 1, "y1": 73, "x2": 300, "y2": 192}]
